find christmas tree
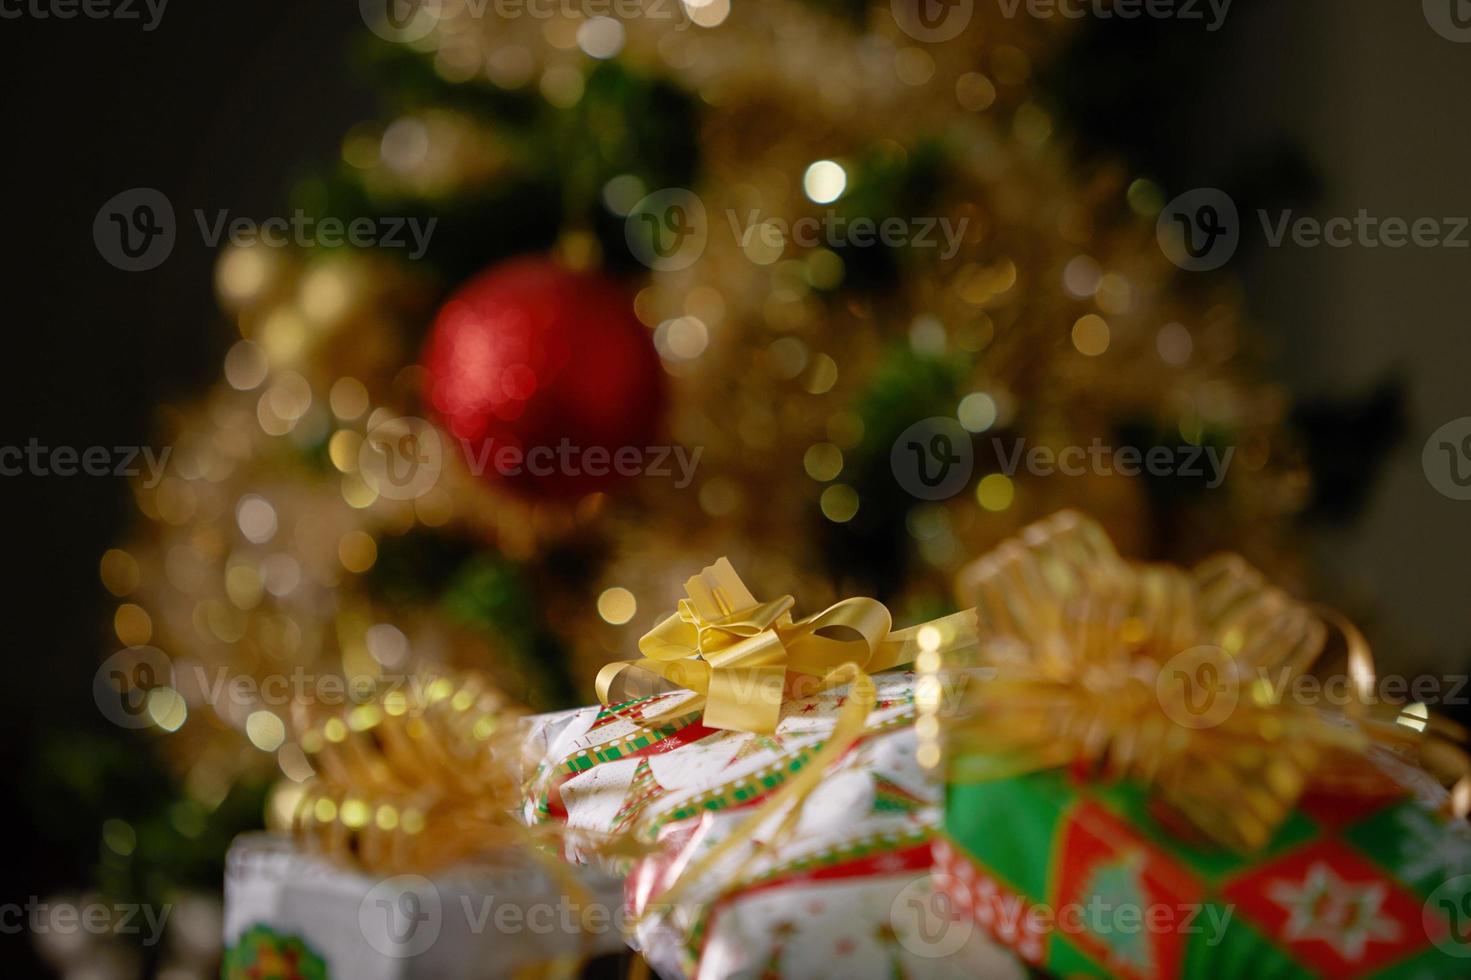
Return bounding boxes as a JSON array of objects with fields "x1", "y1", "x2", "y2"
[{"x1": 72, "y1": 0, "x2": 1394, "y2": 971}]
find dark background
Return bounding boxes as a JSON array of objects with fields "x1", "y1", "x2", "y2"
[
  {"x1": 2, "y1": 1, "x2": 1469, "y2": 974},
  {"x1": 1, "y1": 6, "x2": 376, "y2": 973}
]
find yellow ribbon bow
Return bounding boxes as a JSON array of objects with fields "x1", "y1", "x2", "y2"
[
  {"x1": 596, "y1": 558, "x2": 977, "y2": 734},
  {"x1": 947, "y1": 511, "x2": 1470, "y2": 852}
]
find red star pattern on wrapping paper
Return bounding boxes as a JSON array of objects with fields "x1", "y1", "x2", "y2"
[{"x1": 1223, "y1": 839, "x2": 1427, "y2": 976}]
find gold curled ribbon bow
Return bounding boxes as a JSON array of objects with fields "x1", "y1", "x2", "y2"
[
  {"x1": 288, "y1": 671, "x2": 524, "y2": 872},
  {"x1": 949, "y1": 511, "x2": 1470, "y2": 852},
  {"x1": 599, "y1": 560, "x2": 976, "y2": 923},
  {"x1": 286, "y1": 669, "x2": 628, "y2": 908},
  {"x1": 287, "y1": 670, "x2": 660, "y2": 974},
  {"x1": 596, "y1": 557, "x2": 978, "y2": 734}
]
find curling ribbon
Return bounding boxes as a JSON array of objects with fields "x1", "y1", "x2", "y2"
[
  {"x1": 287, "y1": 668, "x2": 627, "y2": 926},
  {"x1": 289, "y1": 670, "x2": 532, "y2": 874},
  {"x1": 949, "y1": 510, "x2": 1471, "y2": 852},
  {"x1": 598, "y1": 559, "x2": 976, "y2": 919},
  {"x1": 596, "y1": 557, "x2": 977, "y2": 734},
  {"x1": 645, "y1": 662, "x2": 879, "y2": 916}
]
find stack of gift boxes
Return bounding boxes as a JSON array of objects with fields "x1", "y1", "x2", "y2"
[{"x1": 224, "y1": 517, "x2": 1471, "y2": 978}]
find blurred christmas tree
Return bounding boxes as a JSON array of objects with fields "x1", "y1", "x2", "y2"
[{"x1": 65, "y1": 0, "x2": 1398, "y2": 972}]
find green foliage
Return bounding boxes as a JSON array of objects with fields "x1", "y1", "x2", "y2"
[
  {"x1": 824, "y1": 345, "x2": 969, "y2": 597},
  {"x1": 853, "y1": 345, "x2": 970, "y2": 445},
  {"x1": 557, "y1": 62, "x2": 701, "y2": 273},
  {"x1": 30, "y1": 731, "x2": 268, "y2": 926},
  {"x1": 825, "y1": 138, "x2": 951, "y2": 290},
  {"x1": 293, "y1": 44, "x2": 700, "y2": 287},
  {"x1": 368, "y1": 529, "x2": 480, "y2": 605},
  {"x1": 369, "y1": 532, "x2": 576, "y2": 708},
  {"x1": 440, "y1": 554, "x2": 576, "y2": 708}
]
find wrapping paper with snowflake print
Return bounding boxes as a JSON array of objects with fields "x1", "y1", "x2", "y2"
[
  {"x1": 937, "y1": 750, "x2": 1471, "y2": 979},
  {"x1": 522, "y1": 672, "x2": 1023, "y2": 980}
]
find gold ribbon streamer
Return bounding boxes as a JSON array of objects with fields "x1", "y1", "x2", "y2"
[
  {"x1": 950, "y1": 510, "x2": 1471, "y2": 852},
  {"x1": 600, "y1": 559, "x2": 976, "y2": 924},
  {"x1": 647, "y1": 663, "x2": 877, "y2": 915},
  {"x1": 597, "y1": 557, "x2": 977, "y2": 734}
]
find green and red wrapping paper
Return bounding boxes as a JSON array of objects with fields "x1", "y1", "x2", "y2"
[
  {"x1": 927, "y1": 511, "x2": 1471, "y2": 978},
  {"x1": 939, "y1": 753, "x2": 1471, "y2": 978}
]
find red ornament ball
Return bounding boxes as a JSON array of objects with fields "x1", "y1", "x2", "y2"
[{"x1": 422, "y1": 257, "x2": 666, "y2": 499}]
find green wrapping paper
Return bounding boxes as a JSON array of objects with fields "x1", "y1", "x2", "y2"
[
  {"x1": 938, "y1": 759, "x2": 1471, "y2": 978},
  {"x1": 927, "y1": 511, "x2": 1471, "y2": 979}
]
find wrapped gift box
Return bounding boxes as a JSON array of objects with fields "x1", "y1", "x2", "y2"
[
  {"x1": 524, "y1": 672, "x2": 1022, "y2": 980},
  {"x1": 223, "y1": 833, "x2": 625, "y2": 979},
  {"x1": 934, "y1": 510, "x2": 1471, "y2": 979},
  {"x1": 938, "y1": 753, "x2": 1471, "y2": 979}
]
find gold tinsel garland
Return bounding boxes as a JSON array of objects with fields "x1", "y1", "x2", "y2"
[{"x1": 103, "y1": 0, "x2": 1326, "y2": 825}]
